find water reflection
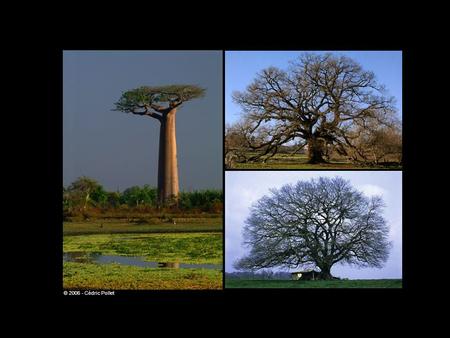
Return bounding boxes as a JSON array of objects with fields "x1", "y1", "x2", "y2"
[{"x1": 63, "y1": 252, "x2": 221, "y2": 270}]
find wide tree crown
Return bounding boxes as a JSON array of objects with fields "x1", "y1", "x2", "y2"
[
  {"x1": 234, "y1": 176, "x2": 391, "y2": 273},
  {"x1": 230, "y1": 53, "x2": 399, "y2": 162},
  {"x1": 114, "y1": 84, "x2": 205, "y2": 118}
]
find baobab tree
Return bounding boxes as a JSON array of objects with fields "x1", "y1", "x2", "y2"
[
  {"x1": 232, "y1": 53, "x2": 398, "y2": 164},
  {"x1": 234, "y1": 177, "x2": 391, "y2": 279},
  {"x1": 114, "y1": 85, "x2": 205, "y2": 204}
]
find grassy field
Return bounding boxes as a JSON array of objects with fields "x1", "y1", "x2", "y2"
[
  {"x1": 231, "y1": 153, "x2": 402, "y2": 170},
  {"x1": 63, "y1": 218, "x2": 223, "y2": 290},
  {"x1": 63, "y1": 216, "x2": 222, "y2": 235},
  {"x1": 64, "y1": 262, "x2": 222, "y2": 290},
  {"x1": 225, "y1": 279, "x2": 402, "y2": 288}
]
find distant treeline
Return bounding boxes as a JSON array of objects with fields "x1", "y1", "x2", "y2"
[
  {"x1": 63, "y1": 176, "x2": 223, "y2": 215},
  {"x1": 225, "y1": 271, "x2": 291, "y2": 280}
]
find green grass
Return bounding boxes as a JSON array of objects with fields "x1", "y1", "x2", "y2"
[
  {"x1": 63, "y1": 217, "x2": 222, "y2": 236},
  {"x1": 63, "y1": 217, "x2": 224, "y2": 290},
  {"x1": 64, "y1": 232, "x2": 222, "y2": 264},
  {"x1": 64, "y1": 262, "x2": 222, "y2": 290},
  {"x1": 225, "y1": 279, "x2": 402, "y2": 288},
  {"x1": 232, "y1": 153, "x2": 402, "y2": 170}
]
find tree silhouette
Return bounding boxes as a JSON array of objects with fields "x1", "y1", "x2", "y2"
[
  {"x1": 234, "y1": 177, "x2": 391, "y2": 279},
  {"x1": 115, "y1": 85, "x2": 205, "y2": 204}
]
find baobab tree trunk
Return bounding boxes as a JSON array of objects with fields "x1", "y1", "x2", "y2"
[
  {"x1": 307, "y1": 137, "x2": 327, "y2": 164},
  {"x1": 157, "y1": 108, "x2": 179, "y2": 205}
]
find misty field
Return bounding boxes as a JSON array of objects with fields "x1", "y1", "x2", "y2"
[
  {"x1": 63, "y1": 217, "x2": 223, "y2": 290},
  {"x1": 225, "y1": 279, "x2": 402, "y2": 288},
  {"x1": 231, "y1": 153, "x2": 402, "y2": 170}
]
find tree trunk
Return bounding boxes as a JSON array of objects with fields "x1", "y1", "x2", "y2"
[
  {"x1": 157, "y1": 109, "x2": 179, "y2": 205},
  {"x1": 307, "y1": 137, "x2": 327, "y2": 164},
  {"x1": 319, "y1": 266, "x2": 333, "y2": 280}
]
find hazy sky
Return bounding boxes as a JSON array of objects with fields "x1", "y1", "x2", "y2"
[
  {"x1": 225, "y1": 171, "x2": 402, "y2": 279},
  {"x1": 63, "y1": 51, "x2": 222, "y2": 191},
  {"x1": 225, "y1": 50, "x2": 402, "y2": 125}
]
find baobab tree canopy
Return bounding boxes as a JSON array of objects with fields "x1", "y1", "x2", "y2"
[
  {"x1": 234, "y1": 177, "x2": 391, "y2": 279},
  {"x1": 232, "y1": 53, "x2": 398, "y2": 163},
  {"x1": 114, "y1": 85, "x2": 205, "y2": 117}
]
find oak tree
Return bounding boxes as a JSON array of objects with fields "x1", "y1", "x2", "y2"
[
  {"x1": 232, "y1": 53, "x2": 398, "y2": 164},
  {"x1": 234, "y1": 177, "x2": 391, "y2": 279}
]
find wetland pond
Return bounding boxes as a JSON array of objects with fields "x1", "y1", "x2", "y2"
[{"x1": 63, "y1": 251, "x2": 222, "y2": 270}]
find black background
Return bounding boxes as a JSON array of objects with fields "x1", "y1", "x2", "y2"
[{"x1": 25, "y1": 24, "x2": 435, "y2": 321}]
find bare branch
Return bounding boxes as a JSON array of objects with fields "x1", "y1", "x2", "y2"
[
  {"x1": 230, "y1": 53, "x2": 400, "y2": 164},
  {"x1": 234, "y1": 177, "x2": 391, "y2": 278}
]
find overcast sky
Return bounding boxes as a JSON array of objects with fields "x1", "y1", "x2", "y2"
[
  {"x1": 226, "y1": 50, "x2": 402, "y2": 125},
  {"x1": 63, "y1": 51, "x2": 222, "y2": 191},
  {"x1": 225, "y1": 171, "x2": 402, "y2": 279}
]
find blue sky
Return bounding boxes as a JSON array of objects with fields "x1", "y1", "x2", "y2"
[
  {"x1": 63, "y1": 51, "x2": 222, "y2": 191},
  {"x1": 225, "y1": 51, "x2": 402, "y2": 125},
  {"x1": 225, "y1": 171, "x2": 402, "y2": 279}
]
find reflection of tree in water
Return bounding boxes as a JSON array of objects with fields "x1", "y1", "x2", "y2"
[{"x1": 158, "y1": 262, "x2": 180, "y2": 268}]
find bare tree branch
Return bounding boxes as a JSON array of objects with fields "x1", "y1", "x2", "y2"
[
  {"x1": 234, "y1": 177, "x2": 391, "y2": 279},
  {"x1": 231, "y1": 53, "x2": 400, "y2": 164}
]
